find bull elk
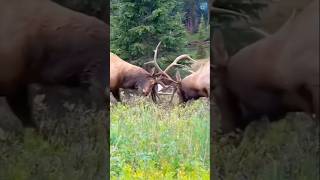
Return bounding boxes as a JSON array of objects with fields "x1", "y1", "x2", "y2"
[
  {"x1": 0, "y1": 0, "x2": 108, "y2": 129},
  {"x1": 146, "y1": 42, "x2": 210, "y2": 103},
  {"x1": 175, "y1": 60, "x2": 210, "y2": 102},
  {"x1": 110, "y1": 52, "x2": 157, "y2": 102},
  {"x1": 212, "y1": 0, "x2": 319, "y2": 133}
]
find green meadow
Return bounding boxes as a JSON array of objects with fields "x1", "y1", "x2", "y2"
[
  {"x1": 211, "y1": 106, "x2": 320, "y2": 180},
  {"x1": 110, "y1": 97, "x2": 210, "y2": 179},
  {"x1": 0, "y1": 102, "x2": 107, "y2": 180}
]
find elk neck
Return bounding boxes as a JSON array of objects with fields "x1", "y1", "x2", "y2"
[{"x1": 122, "y1": 67, "x2": 151, "y2": 89}]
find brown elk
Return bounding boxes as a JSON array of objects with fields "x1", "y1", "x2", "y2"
[
  {"x1": 191, "y1": 58, "x2": 210, "y2": 71},
  {"x1": 212, "y1": 0, "x2": 319, "y2": 133},
  {"x1": 175, "y1": 60, "x2": 210, "y2": 102},
  {"x1": 146, "y1": 42, "x2": 210, "y2": 103},
  {"x1": 110, "y1": 52, "x2": 157, "y2": 102},
  {"x1": 0, "y1": 0, "x2": 108, "y2": 129}
]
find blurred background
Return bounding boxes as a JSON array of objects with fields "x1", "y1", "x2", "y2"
[{"x1": 211, "y1": 0, "x2": 319, "y2": 179}]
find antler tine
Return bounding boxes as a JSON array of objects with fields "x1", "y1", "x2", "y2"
[
  {"x1": 144, "y1": 41, "x2": 178, "y2": 83},
  {"x1": 185, "y1": 69, "x2": 195, "y2": 73},
  {"x1": 152, "y1": 41, "x2": 163, "y2": 73},
  {"x1": 211, "y1": 6, "x2": 251, "y2": 21},
  {"x1": 164, "y1": 54, "x2": 196, "y2": 73},
  {"x1": 250, "y1": 27, "x2": 270, "y2": 36},
  {"x1": 145, "y1": 43, "x2": 196, "y2": 84},
  {"x1": 144, "y1": 41, "x2": 163, "y2": 72}
]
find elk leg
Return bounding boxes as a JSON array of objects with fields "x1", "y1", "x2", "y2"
[
  {"x1": 88, "y1": 80, "x2": 107, "y2": 109},
  {"x1": 311, "y1": 86, "x2": 319, "y2": 119},
  {"x1": 295, "y1": 84, "x2": 319, "y2": 119},
  {"x1": 112, "y1": 90, "x2": 121, "y2": 102},
  {"x1": 215, "y1": 92, "x2": 242, "y2": 133},
  {"x1": 6, "y1": 86, "x2": 35, "y2": 128}
]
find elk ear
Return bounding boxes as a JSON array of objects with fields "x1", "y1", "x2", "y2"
[
  {"x1": 176, "y1": 71, "x2": 181, "y2": 82},
  {"x1": 213, "y1": 30, "x2": 229, "y2": 67},
  {"x1": 150, "y1": 67, "x2": 155, "y2": 76}
]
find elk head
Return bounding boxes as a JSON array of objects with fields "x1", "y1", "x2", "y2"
[
  {"x1": 137, "y1": 68, "x2": 159, "y2": 103},
  {"x1": 123, "y1": 67, "x2": 158, "y2": 102},
  {"x1": 135, "y1": 67, "x2": 157, "y2": 96},
  {"x1": 110, "y1": 52, "x2": 158, "y2": 102}
]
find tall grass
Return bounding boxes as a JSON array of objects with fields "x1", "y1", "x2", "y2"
[
  {"x1": 212, "y1": 111, "x2": 320, "y2": 180},
  {"x1": 0, "y1": 103, "x2": 107, "y2": 180},
  {"x1": 110, "y1": 97, "x2": 210, "y2": 179}
]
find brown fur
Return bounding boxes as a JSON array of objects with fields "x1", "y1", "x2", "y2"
[
  {"x1": 191, "y1": 58, "x2": 209, "y2": 71},
  {"x1": 0, "y1": 0, "x2": 108, "y2": 128},
  {"x1": 110, "y1": 53, "x2": 156, "y2": 101},
  {"x1": 212, "y1": 0, "x2": 319, "y2": 133},
  {"x1": 177, "y1": 60, "x2": 210, "y2": 102}
]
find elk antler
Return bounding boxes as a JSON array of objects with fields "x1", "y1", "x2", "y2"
[
  {"x1": 145, "y1": 42, "x2": 198, "y2": 103},
  {"x1": 144, "y1": 42, "x2": 176, "y2": 83},
  {"x1": 164, "y1": 54, "x2": 197, "y2": 73},
  {"x1": 211, "y1": 6, "x2": 250, "y2": 21},
  {"x1": 249, "y1": 27, "x2": 270, "y2": 36},
  {"x1": 145, "y1": 41, "x2": 164, "y2": 73},
  {"x1": 211, "y1": 6, "x2": 271, "y2": 37},
  {"x1": 145, "y1": 41, "x2": 196, "y2": 79}
]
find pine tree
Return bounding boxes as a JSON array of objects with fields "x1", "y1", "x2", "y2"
[
  {"x1": 197, "y1": 15, "x2": 209, "y2": 41},
  {"x1": 111, "y1": 0, "x2": 187, "y2": 65},
  {"x1": 196, "y1": 15, "x2": 209, "y2": 59}
]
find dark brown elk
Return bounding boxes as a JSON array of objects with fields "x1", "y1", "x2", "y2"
[
  {"x1": 110, "y1": 52, "x2": 157, "y2": 102},
  {"x1": 212, "y1": 0, "x2": 319, "y2": 133},
  {"x1": 0, "y1": 0, "x2": 108, "y2": 129},
  {"x1": 147, "y1": 42, "x2": 210, "y2": 103}
]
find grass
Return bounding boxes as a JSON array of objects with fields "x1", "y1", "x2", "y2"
[
  {"x1": 212, "y1": 107, "x2": 320, "y2": 180},
  {"x1": 110, "y1": 97, "x2": 210, "y2": 179},
  {"x1": 111, "y1": 95, "x2": 319, "y2": 179},
  {"x1": 2, "y1": 91, "x2": 317, "y2": 180},
  {"x1": 0, "y1": 99, "x2": 107, "y2": 180}
]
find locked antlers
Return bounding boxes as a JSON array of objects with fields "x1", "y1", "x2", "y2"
[{"x1": 145, "y1": 41, "x2": 196, "y2": 102}]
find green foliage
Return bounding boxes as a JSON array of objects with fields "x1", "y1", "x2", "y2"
[
  {"x1": 110, "y1": 97, "x2": 210, "y2": 179},
  {"x1": 0, "y1": 106, "x2": 107, "y2": 180},
  {"x1": 197, "y1": 16, "x2": 209, "y2": 41},
  {"x1": 212, "y1": 112, "x2": 320, "y2": 180},
  {"x1": 195, "y1": 15, "x2": 209, "y2": 59},
  {"x1": 111, "y1": 0, "x2": 187, "y2": 65}
]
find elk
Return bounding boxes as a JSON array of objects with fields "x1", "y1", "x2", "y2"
[
  {"x1": 110, "y1": 52, "x2": 157, "y2": 102},
  {"x1": 191, "y1": 58, "x2": 210, "y2": 71},
  {"x1": 0, "y1": 0, "x2": 108, "y2": 129},
  {"x1": 146, "y1": 42, "x2": 210, "y2": 103},
  {"x1": 176, "y1": 60, "x2": 210, "y2": 102},
  {"x1": 212, "y1": 0, "x2": 319, "y2": 133}
]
